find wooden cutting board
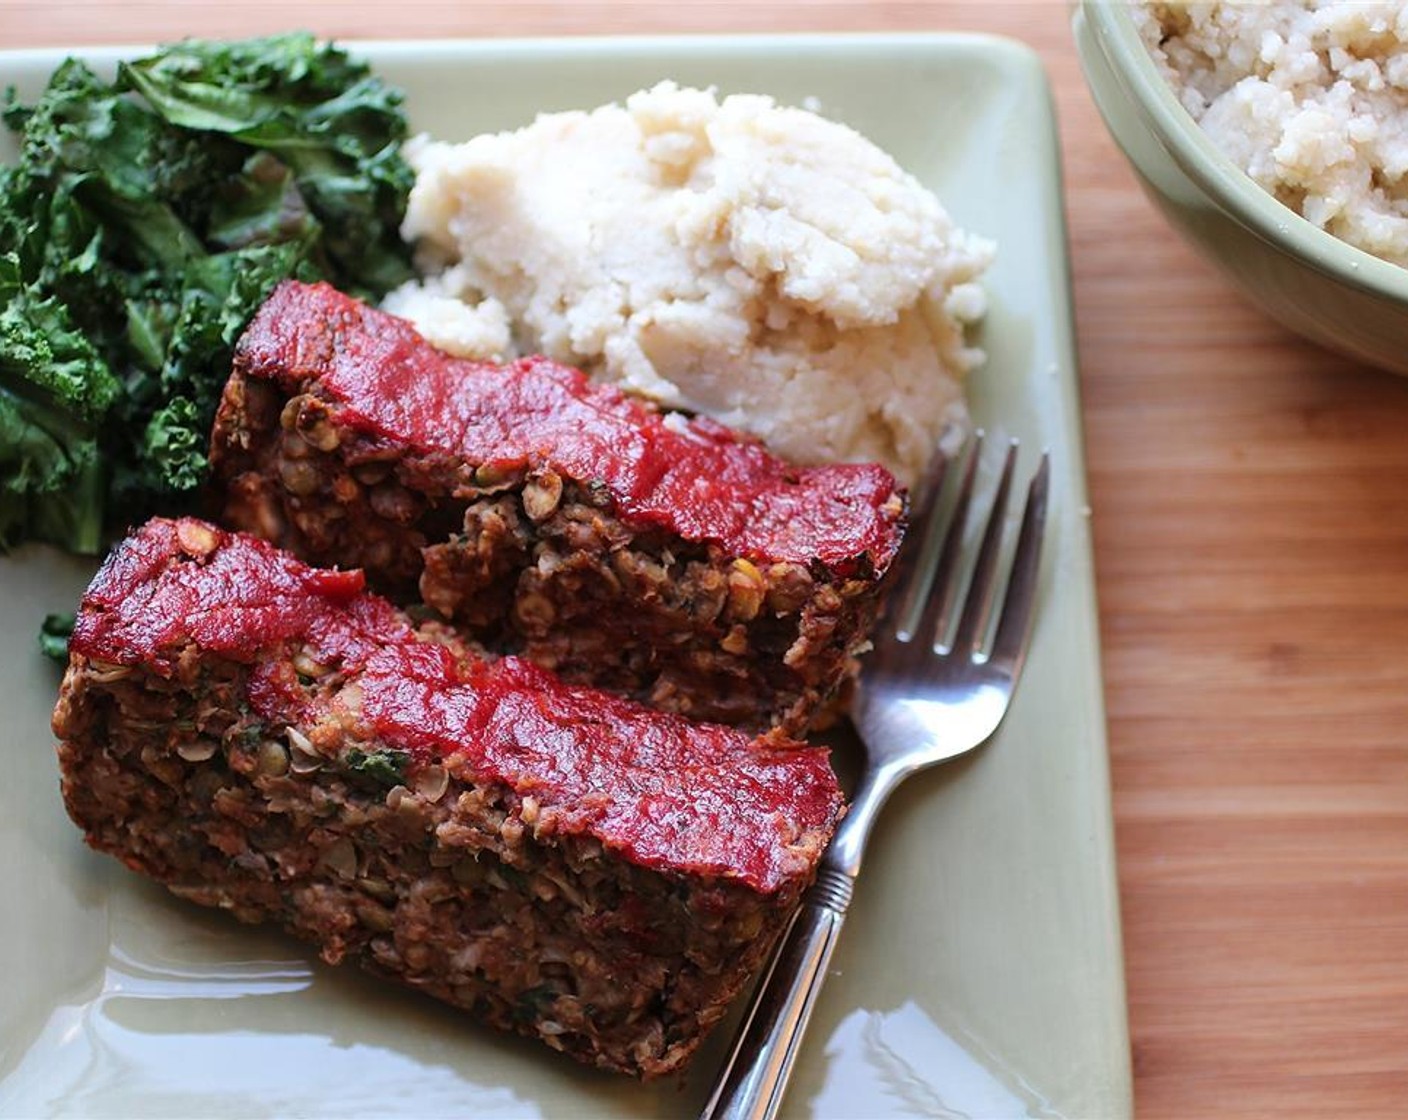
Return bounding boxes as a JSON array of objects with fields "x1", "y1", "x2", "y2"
[{"x1": 5, "y1": 2, "x2": 1408, "y2": 1116}]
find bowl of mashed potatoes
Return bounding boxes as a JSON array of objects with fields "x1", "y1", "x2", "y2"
[{"x1": 1075, "y1": 0, "x2": 1408, "y2": 375}]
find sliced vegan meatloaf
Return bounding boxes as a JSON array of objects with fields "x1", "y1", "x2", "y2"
[
  {"x1": 51, "y1": 518, "x2": 843, "y2": 1078},
  {"x1": 210, "y1": 280, "x2": 905, "y2": 735}
]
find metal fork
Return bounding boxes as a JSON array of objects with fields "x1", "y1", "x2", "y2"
[{"x1": 701, "y1": 434, "x2": 1050, "y2": 1120}]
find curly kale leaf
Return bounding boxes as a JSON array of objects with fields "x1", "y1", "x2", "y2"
[{"x1": 0, "y1": 254, "x2": 118, "y2": 552}]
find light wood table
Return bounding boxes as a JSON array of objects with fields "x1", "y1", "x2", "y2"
[{"x1": 6, "y1": 2, "x2": 1408, "y2": 1116}]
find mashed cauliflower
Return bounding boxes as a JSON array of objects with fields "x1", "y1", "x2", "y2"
[
  {"x1": 383, "y1": 82, "x2": 993, "y2": 485},
  {"x1": 1135, "y1": 1, "x2": 1408, "y2": 267}
]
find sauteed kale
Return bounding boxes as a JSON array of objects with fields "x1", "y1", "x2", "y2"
[{"x1": 0, "y1": 33, "x2": 414, "y2": 553}]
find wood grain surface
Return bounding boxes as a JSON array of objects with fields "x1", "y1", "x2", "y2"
[{"x1": 6, "y1": 2, "x2": 1408, "y2": 1117}]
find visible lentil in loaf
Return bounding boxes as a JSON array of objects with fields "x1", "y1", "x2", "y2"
[
  {"x1": 52, "y1": 518, "x2": 844, "y2": 1077},
  {"x1": 210, "y1": 281, "x2": 906, "y2": 735}
]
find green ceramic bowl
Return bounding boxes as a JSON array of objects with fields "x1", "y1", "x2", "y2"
[{"x1": 1074, "y1": 0, "x2": 1408, "y2": 374}]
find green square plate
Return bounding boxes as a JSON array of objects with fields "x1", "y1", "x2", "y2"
[{"x1": 0, "y1": 33, "x2": 1131, "y2": 1119}]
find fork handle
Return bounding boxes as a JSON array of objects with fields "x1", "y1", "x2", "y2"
[{"x1": 700, "y1": 867, "x2": 854, "y2": 1120}]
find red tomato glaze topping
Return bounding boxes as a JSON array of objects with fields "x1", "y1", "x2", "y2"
[
  {"x1": 234, "y1": 281, "x2": 903, "y2": 575},
  {"x1": 69, "y1": 519, "x2": 843, "y2": 894}
]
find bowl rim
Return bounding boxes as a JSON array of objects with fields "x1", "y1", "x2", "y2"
[{"x1": 1084, "y1": 0, "x2": 1408, "y2": 303}]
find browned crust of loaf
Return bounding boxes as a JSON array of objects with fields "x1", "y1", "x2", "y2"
[
  {"x1": 211, "y1": 374, "x2": 892, "y2": 735},
  {"x1": 51, "y1": 649, "x2": 800, "y2": 1078}
]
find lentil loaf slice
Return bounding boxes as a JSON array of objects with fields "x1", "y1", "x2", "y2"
[
  {"x1": 51, "y1": 518, "x2": 843, "y2": 1078},
  {"x1": 210, "y1": 280, "x2": 905, "y2": 735}
]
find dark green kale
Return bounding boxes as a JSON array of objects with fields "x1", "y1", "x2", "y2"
[
  {"x1": 343, "y1": 746, "x2": 412, "y2": 789},
  {"x1": 0, "y1": 257, "x2": 118, "y2": 553},
  {"x1": 38, "y1": 611, "x2": 75, "y2": 663},
  {"x1": 0, "y1": 34, "x2": 414, "y2": 553}
]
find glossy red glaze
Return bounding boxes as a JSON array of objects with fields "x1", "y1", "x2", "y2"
[
  {"x1": 234, "y1": 281, "x2": 903, "y2": 574},
  {"x1": 70, "y1": 520, "x2": 843, "y2": 894},
  {"x1": 70, "y1": 518, "x2": 387, "y2": 671}
]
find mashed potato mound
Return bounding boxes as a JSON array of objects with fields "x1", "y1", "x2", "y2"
[
  {"x1": 383, "y1": 82, "x2": 993, "y2": 485},
  {"x1": 1135, "y1": 1, "x2": 1408, "y2": 267}
]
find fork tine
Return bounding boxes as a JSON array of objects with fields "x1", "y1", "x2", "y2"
[
  {"x1": 909, "y1": 432, "x2": 983, "y2": 648},
  {"x1": 884, "y1": 445, "x2": 952, "y2": 637},
  {"x1": 988, "y1": 452, "x2": 1050, "y2": 674},
  {"x1": 951, "y1": 439, "x2": 1018, "y2": 655}
]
